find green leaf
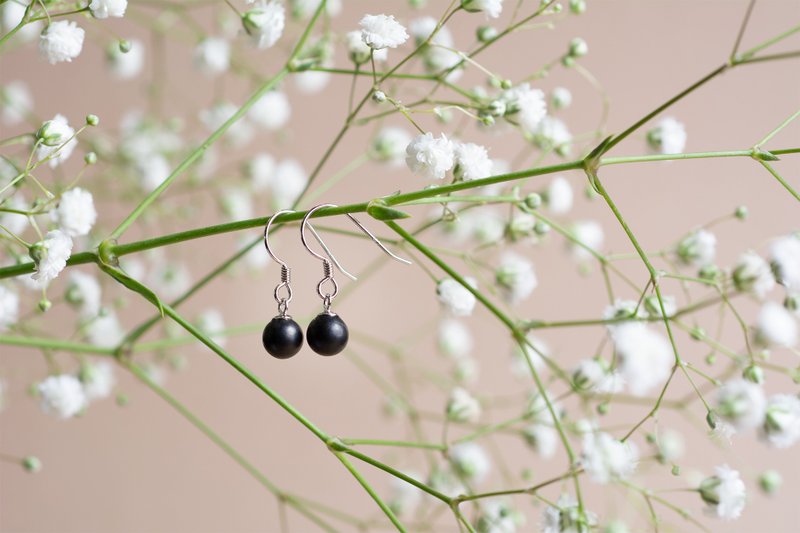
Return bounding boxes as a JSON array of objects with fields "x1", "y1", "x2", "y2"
[
  {"x1": 98, "y1": 263, "x2": 165, "y2": 317},
  {"x1": 367, "y1": 199, "x2": 411, "y2": 221}
]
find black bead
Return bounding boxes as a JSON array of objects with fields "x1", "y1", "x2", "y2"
[
  {"x1": 262, "y1": 317, "x2": 303, "y2": 359},
  {"x1": 306, "y1": 312, "x2": 349, "y2": 356}
]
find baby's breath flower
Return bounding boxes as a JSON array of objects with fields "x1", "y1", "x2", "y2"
[
  {"x1": 30, "y1": 230, "x2": 73, "y2": 284},
  {"x1": 714, "y1": 379, "x2": 766, "y2": 431},
  {"x1": 79, "y1": 361, "x2": 116, "y2": 401},
  {"x1": 406, "y1": 132, "x2": 455, "y2": 180},
  {"x1": 647, "y1": 116, "x2": 686, "y2": 155},
  {"x1": 569, "y1": 220, "x2": 604, "y2": 261},
  {"x1": 2, "y1": 1, "x2": 41, "y2": 41},
  {"x1": 580, "y1": 431, "x2": 638, "y2": 484},
  {"x1": 511, "y1": 333, "x2": 549, "y2": 378},
  {"x1": 500, "y1": 83, "x2": 547, "y2": 133},
  {"x1": 89, "y1": 0, "x2": 127, "y2": 19},
  {"x1": 546, "y1": 176, "x2": 573, "y2": 214},
  {"x1": 755, "y1": 301, "x2": 798, "y2": 348},
  {"x1": 533, "y1": 116, "x2": 572, "y2": 154},
  {"x1": 35, "y1": 114, "x2": 77, "y2": 167},
  {"x1": 344, "y1": 30, "x2": 387, "y2": 64},
  {"x1": 270, "y1": 159, "x2": 307, "y2": 209},
  {"x1": 522, "y1": 424, "x2": 558, "y2": 458},
  {"x1": 732, "y1": 251, "x2": 775, "y2": 297},
  {"x1": 761, "y1": 394, "x2": 800, "y2": 448},
  {"x1": 54, "y1": 187, "x2": 97, "y2": 237},
  {"x1": 148, "y1": 261, "x2": 192, "y2": 301},
  {"x1": 572, "y1": 358, "x2": 624, "y2": 394},
  {"x1": 242, "y1": 1, "x2": 286, "y2": 49},
  {"x1": 643, "y1": 294, "x2": 677, "y2": 318},
  {"x1": 450, "y1": 442, "x2": 491, "y2": 483},
  {"x1": 476, "y1": 499, "x2": 523, "y2": 533},
  {"x1": 221, "y1": 187, "x2": 254, "y2": 222},
  {"x1": 654, "y1": 429, "x2": 685, "y2": 463},
  {"x1": 446, "y1": 387, "x2": 481, "y2": 423},
  {"x1": 437, "y1": 277, "x2": 477, "y2": 317},
  {"x1": 194, "y1": 37, "x2": 231, "y2": 76},
  {"x1": 135, "y1": 154, "x2": 170, "y2": 192},
  {"x1": 197, "y1": 309, "x2": 227, "y2": 348},
  {"x1": 1, "y1": 81, "x2": 33, "y2": 125},
  {"x1": 39, "y1": 21, "x2": 85, "y2": 64},
  {"x1": 551, "y1": 87, "x2": 572, "y2": 110},
  {"x1": 676, "y1": 229, "x2": 716, "y2": 267},
  {"x1": 370, "y1": 126, "x2": 412, "y2": 165},
  {"x1": 0, "y1": 284, "x2": 19, "y2": 332},
  {"x1": 86, "y1": 310, "x2": 125, "y2": 348},
  {"x1": 770, "y1": 234, "x2": 800, "y2": 290},
  {"x1": 699, "y1": 465, "x2": 746, "y2": 520},
  {"x1": 247, "y1": 152, "x2": 276, "y2": 191},
  {"x1": 289, "y1": 0, "x2": 342, "y2": 18},
  {"x1": 462, "y1": 0, "x2": 504, "y2": 18},
  {"x1": 438, "y1": 318, "x2": 473, "y2": 359},
  {"x1": 387, "y1": 471, "x2": 423, "y2": 516},
  {"x1": 611, "y1": 323, "x2": 672, "y2": 396},
  {"x1": 107, "y1": 39, "x2": 144, "y2": 79},
  {"x1": 360, "y1": 14, "x2": 409, "y2": 50},
  {"x1": 248, "y1": 91, "x2": 291, "y2": 130},
  {"x1": 0, "y1": 194, "x2": 28, "y2": 235},
  {"x1": 200, "y1": 102, "x2": 254, "y2": 146},
  {"x1": 37, "y1": 374, "x2": 87, "y2": 419},
  {"x1": 65, "y1": 271, "x2": 102, "y2": 318},
  {"x1": 454, "y1": 142, "x2": 492, "y2": 181},
  {"x1": 495, "y1": 252, "x2": 537, "y2": 304},
  {"x1": 542, "y1": 494, "x2": 597, "y2": 533}
]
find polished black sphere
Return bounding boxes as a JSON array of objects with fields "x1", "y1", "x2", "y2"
[
  {"x1": 262, "y1": 317, "x2": 303, "y2": 359},
  {"x1": 306, "y1": 313, "x2": 349, "y2": 356}
]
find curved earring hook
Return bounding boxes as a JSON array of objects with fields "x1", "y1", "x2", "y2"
[
  {"x1": 263, "y1": 209, "x2": 295, "y2": 267},
  {"x1": 300, "y1": 204, "x2": 412, "y2": 281}
]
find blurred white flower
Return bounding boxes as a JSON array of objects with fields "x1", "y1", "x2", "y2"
[
  {"x1": 454, "y1": 142, "x2": 492, "y2": 181},
  {"x1": 65, "y1": 271, "x2": 102, "y2": 318},
  {"x1": 580, "y1": 431, "x2": 638, "y2": 484},
  {"x1": 2, "y1": 1, "x2": 41, "y2": 41},
  {"x1": 462, "y1": 0, "x2": 504, "y2": 18},
  {"x1": 107, "y1": 39, "x2": 145, "y2": 79},
  {"x1": 199, "y1": 102, "x2": 254, "y2": 146},
  {"x1": 733, "y1": 251, "x2": 775, "y2": 298},
  {"x1": 551, "y1": 87, "x2": 572, "y2": 110},
  {"x1": 546, "y1": 176, "x2": 573, "y2": 214},
  {"x1": 86, "y1": 311, "x2": 125, "y2": 348},
  {"x1": 406, "y1": 133, "x2": 455, "y2": 180},
  {"x1": 534, "y1": 116, "x2": 572, "y2": 153},
  {"x1": 654, "y1": 429, "x2": 685, "y2": 463},
  {"x1": 450, "y1": 442, "x2": 491, "y2": 483},
  {"x1": 360, "y1": 14, "x2": 408, "y2": 50},
  {"x1": 0, "y1": 285, "x2": 19, "y2": 332},
  {"x1": 438, "y1": 318, "x2": 473, "y2": 359},
  {"x1": 54, "y1": 187, "x2": 97, "y2": 237},
  {"x1": 30, "y1": 230, "x2": 73, "y2": 284},
  {"x1": 511, "y1": 333, "x2": 549, "y2": 378},
  {"x1": 38, "y1": 375, "x2": 87, "y2": 419},
  {"x1": 0, "y1": 194, "x2": 29, "y2": 235},
  {"x1": 648, "y1": 116, "x2": 686, "y2": 155},
  {"x1": 476, "y1": 499, "x2": 523, "y2": 533},
  {"x1": 135, "y1": 154, "x2": 170, "y2": 192},
  {"x1": 501, "y1": 83, "x2": 546, "y2": 133},
  {"x1": 611, "y1": 323, "x2": 672, "y2": 396},
  {"x1": 522, "y1": 424, "x2": 557, "y2": 458},
  {"x1": 699, "y1": 465, "x2": 746, "y2": 520},
  {"x1": 148, "y1": 261, "x2": 192, "y2": 300},
  {"x1": 345, "y1": 30, "x2": 387, "y2": 64},
  {"x1": 248, "y1": 152, "x2": 277, "y2": 191},
  {"x1": 770, "y1": 234, "x2": 800, "y2": 290},
  {"x1": 194, "y1": 37, "x2": 230, "y2": 76},
  {"x1": 569, "y1": 220, "x2": 604, "y2": 261},
  {"x1": 39, "y1": 21, "x2": 85, "y2": 64},
  {"x1": 387, "y1": 471, "x2": 423, "y2": 517},
  {"x1": 248, "y1": 91, "x2": 290, "y2": 130},
  {"x1": 495, "y1": 252, "x2": 537, "y2": 304},
  {"x1": 437, "y1": 277, "x2": 477, "y2": 317},
  {"x1": 446, "y1": 387, "x2": 481, "y2": 423},
  {"x1": 289, "y1": 0, "x2": 341, "y2": 18},
  {"x1": 572, "y1": 358, "x2": 624, "y2": 394},
  {"x1": 677, "y1": 229, "x2": 716, "y2": 267},
  {"x1": 762, "y1": 394, "x2": 800, "y2": 448},
  {"x1": 89, "y1": 0, "x2": 127, "y2": 19},
  {"x1": 79, "y1": 361, "x2": 116, "y2": 401},
  {"x1": 542, "y1": 494, "x2": 596, "y2": 533},
  {"x1": 35, "y1": 114, "x2": 77, "y2": 167},
  {"x1": 221, "y1": 187, "x2": 254, "y2": 222},
  {"x1": 293, "y1": 68, "x2": 331, "y2": 93},
  {"x1": 755, "y1": 301, "x2": 798, "y2": 348},
  {"x1": 198, "y1": 309, "x2": 227, "y2": 348},
  {"x1": 370, "y1": 126, "x2": 412, "y2": 165},
  {"x1": 1, "y1": 81, "x2": 33, "y2": 125},
  {"x1": 270, "y1": 159, "x2": 307, "y2": 209},
  {"x1": 714, "y1": 379, "x2": 766, "y2": 432},
  {"x1": 242, "y1": 0, "x2": 286, "y2": 49}
]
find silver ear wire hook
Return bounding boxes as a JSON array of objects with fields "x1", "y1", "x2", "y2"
[
  {"x1": 264, "y1": 210, "x2": 294, "y2": 312},
  {"x1": 300, "y1": 204, "x2": 412, "y2": 282}
]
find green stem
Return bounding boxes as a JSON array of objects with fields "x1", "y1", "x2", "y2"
[{"x1": 0, "y1": 334, "x2": 114, "y2": 355}]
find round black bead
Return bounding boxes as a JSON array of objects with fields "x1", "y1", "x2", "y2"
[
  {"x1": 306, "y1": 313, "x2": 349, "y2": 356},
  {"x1": 262, "y1": 317, "x2": 303, "y2": 359}
]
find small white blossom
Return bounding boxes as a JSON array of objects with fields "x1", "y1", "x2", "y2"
[
  {"x1": 699, "y1": 465, "x2": 746, "y2": 520},
  {"x1": 428, "y1": 466, "x2": 467, "y2": 499},
  {"x1": 31, "y1": 230, "x2": 73, "y2": 284},
  {"x1": 495, "y1": 252, "x2": 537, "y2": 304},
  {"x1": 572, "y1": 359, "x2": 624, "y2": 394},
  {"x1": 542, "y1": 494, "x2": 597, "y2": 533},
  {"x1": 437, "y1": 277, "x2": 477, "y2": 317},
  {"x1": 248, "y1": 91, "x2": 290, "y2": 130},
  {"x1": 148, "y1": 261, "x2": 191, "y2": 301},
  {"x1": 200, "y1": 102, "x2": 254, "y2": 146},
  {"x1": 462, "y1": 0, "x2": 504, "y2": 18},
  {"x1": 409, "y1": 16, "x2": 453, "y2": 47},
  {"x1": 714, "y1": 379, "x2": 766, "y2": 432},
  {"x1": 522, "y1": 424, "x2": 558, "y2": 458},
  {"x1": 221, "y1": 187, "x2": 254, "y2": 222},
  {"x1": 289, "y1": 0, "x2": 341, "y2": 18},
  {"x1": 580, "y1": 431, "x2": 638, "y2": 484},
  {"x1": 733, "y1": 251, "x2": 775, "y2": 297},
  {"x1": 450, "y1": 442, "x2": 491, "y2": 483},
  {"x1": 762, "y1": 394, "x2": 800, "y2": 448},
  {"x1": 0, "y1": 285, "x2": 19, "y2": 332},
  {"x1": 198, "y1": 309, "x2": 227, "y2": 348},
  {"x1": 387, "y1": 471, "x2": 423, "y2": 516},
  {"x1": 360, "y1": 14, "x2": 409, "y2": 50},
  {"x1": 107, "y1": 39, "x2": 144, "y2": 79},
  {"x1": 293, "y1": 67, "x2": 330, "y2": 93},
  {"x1": 406, "y1": 132, "x2": 455, "y2": 180},
  {"x1": 345, "y1": 30, "x2": 387, "y2": 64},
  {"x1": 438, "y1": 319, "x2": 473, "y2": 359},
  {"x1": 79, "y1": 361, "x2": 116, "y2": 400},
  {"x1": 755, "y1": 301, "x2": 798, "y2": 348},
  {"x1": 648, "y1": 116, "x2": 686, "y2": 155},
  {"x1": 454, "y1": 142, "x2": 492, "y2": 181},
  {"x1": 38, "y1": 375, "x2": 87, "y2": 419},
  {"x1": 534, "y1": 116, "x2": 572, "y2": 152},
  {"x1": 477, "y1": 499, "x2": 523, "y2": 533},
  {"x1": 0, "y1": 194, "x2": 29, "y2": 235},
  {"x1": 54, "y1": 187, "x2": 97, "y2": 237},
  {"x1": 770, "y1": 234, "x2": 800, "y2": 290},
  {"x1": 511, "y1": 334, "x2": 549, "y2": 378},
  {"x1": 135, "y1": 154, "x2": 170, "y2": 192},
  {"x1": 86, "y1": 311, "x2": 125, "y2": 348},
  {"x1": 65, "y1": 271, "x2": 102, "y2": 318},
  {"x1": 447, "y1": 387, "x2": 481, "y2": 423},
  {"x1": 1, "y1": 81, "x2": 33, "y2": 125},
  {"x1": 39, "y1": 21, "x2": 85, "y2": 64},
  {"x1": 370, "y1": 127, "x2": 412, "y2": 165},
  {"x1": 35, "y1": 114, "x2": 77, "y2": 167},
  {"x1": 644, "y1": 294, "x2": 677, "y2": 318},
  {"x1": 654, "y1": 429, "x2": 685, "y2": 463},
  {"x1": 501, "y1": 83, "x2": 546, "y2": 133},
  {"x1": 551, "y1": 87, "x2": 572, "y2": 110},
  {"x1": 677, "y1": 229, "x2": 716, "y2": 267},
  {"x1": 612, "y1": 323, "x2": 672, "y2": 396},
  {"x1": 89, "y1": 0, "x2": 127, "y2": 19},
  {"x1": 242, "y1": 1, "x2": 286, "y2": 49},
  {"x1": 270, "y1": 159, "x2": 307, "y2": 209},
  {"x1": 194, "y1": 37, "x2": 230, "y2": 76},
  {"x1": 247, "y1": 152, "x2": 276, "y2": 191},
  {"x1": 570, "y1": 220, "x2": 604, "y2": 261},
  {"x1": 546, "y1": 176, "x2": 573, "y2": 214}
]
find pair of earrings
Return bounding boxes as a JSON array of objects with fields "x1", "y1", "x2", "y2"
[{"x1": 261, "y1": 203, "x2": 411, "y2": 359}]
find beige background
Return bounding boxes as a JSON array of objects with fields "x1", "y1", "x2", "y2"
[{"x1": 1, "y1": 1, "x2": 800, "y2": 532}]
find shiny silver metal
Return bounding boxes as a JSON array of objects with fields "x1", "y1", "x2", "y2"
[{"x1": 264, "y1": 210, "x2": 294, "y2": 316}]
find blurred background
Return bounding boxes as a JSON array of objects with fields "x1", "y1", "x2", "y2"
[{"x1": 1, "y1": 1, "x2": 799, "y2": 531}]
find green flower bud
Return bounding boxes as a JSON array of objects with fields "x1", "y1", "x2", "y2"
[
  {"x1": 476, "y1": 25, "x2": 497, "y2": 43},
  {"x1": 734, "y1": 205, "x2": 748, "y2": 220},
  {"x1": 37, "y1": 298, "x2": 51, "y2": 313},
  {"x1": 742, "y1": 365, "x2": 765, "y2": 384},
  {"x1": 706, "y1": 410, "x2": 718, "y2": 430},
  {"x1": 372, "y1": 90, "x2": 387, "y2": 103},
  {"x1": 525, "y1": 192, "x2": 542, "y2": 209},
  {"x1": 671, "y1": 464, "x2": 681, "y2": 476},
  {"x1": 22, "y1": 456, "x2": 42, "y2": 473},
  {"x1": 570, "y1": 0, "x2": 587, "y2": 14},
  {"x1": 84, "y1": 152, "x2": 97, "y2": 165},
  {"x1": 759, "y1": 470, "x2": 782, "y2": 495},
  {"x1": 118, "y1": 39, "x2": 132, "y2": 53},
  {"x1": 568, "y1": 37, "x2": 588, "y2": 57},
  {"x1": 699, "y1": 475, "x2": 722, "y2": 506},
  {"x1": 690, "y1": 327, "x2": 705, "y2": 341},
  {"x1": 85, "y1": 114, "x2": 100, "y2": 126},
  {"x1": 784, "y1": 294, "x2": 799, "y2": 312},
  {"x1": 35, "y1": 120, "x2": 66, "y2": 146}
]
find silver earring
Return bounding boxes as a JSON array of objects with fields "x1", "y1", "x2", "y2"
[
  {"x1": 300, "y1": 204, "x2": 412, "y2": 357},
  {"x1": 261, "y1": 210, "x2": 304, "y2": 359}
]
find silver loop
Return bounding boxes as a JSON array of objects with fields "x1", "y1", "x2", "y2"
[
  {"x1": 317, "y1": 276, "x2": 338, "y2": 301},
  {"x1": 277, "y1": 300, "x2": 289, "y2": 317},
  {"x1": 274, "y1": 282, "x2": 293, "y2": 305}
]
